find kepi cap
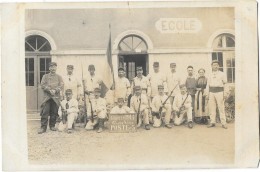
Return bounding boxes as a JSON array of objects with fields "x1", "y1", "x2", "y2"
[
  {"x1": 67, "y1": 65, "x2": 74, "y2": 69},
  {"x1": 211, "y1": 60, "x2": 219, "y2": 65},
  {"x1": 158, "y1": 85, "x2": 164, "y2": 89},
  {"x1": 94, "y1": 87, "x2": 101, "y2": 92},
  {"x1": 136, "y1": 66, "x2": 143, "y2": 71},
  {"x1": 134, "y1": 86, "x2": 141, "y2": 90},
  {"x1": 49, "y1": 62, "x2": 57, "y2": 67},
  {"x1": 88, "y1": 64, "x2": 95, "y2": 70},
  {"x1": 65, "y1": 89, "x2": 72, "y2": 94},
  {"x1": 153, "y1": 62, "x2": 159, "y2": 67},
  {"x1": 170, "y1": 63, "x2": 176, "y2": 67}
]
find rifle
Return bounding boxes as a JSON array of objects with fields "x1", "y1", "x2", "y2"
[
  {"x1": 157, "y1": 83, "x2": 179, "y2": 119},
  {"x1": 176, "y1": 94, "x2": 189, "y2": 118},
  {"x1": 61, "y1": 106, "x2": 68, "y2": 124},
  {"x1": 137, "y1": 96, "x2": 142, "y2": 125},
  {"x1": 87, "y1": 93, "x2": 94, "y2": 123},
  {"x1": 81, "y1": 64, "x2": 88, "y2": 127}
]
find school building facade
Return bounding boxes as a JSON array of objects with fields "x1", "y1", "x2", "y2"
[{"x1": 25, "y1": 7, "x2": 235, "y2": 112}]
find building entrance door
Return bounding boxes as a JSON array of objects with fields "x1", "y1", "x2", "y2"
[
  {"x1": 25, "y1": 35, "x2": 52, "y2": 112},
  {"x1": 119, "y1": 54, "x2": 148, "y2": 83},
  {"x1": 117, "y1": 35, "x2": 149, "y2": 83}
]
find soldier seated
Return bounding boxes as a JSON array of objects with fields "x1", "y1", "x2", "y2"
[
  {"x1": 172, "y1": 84, "x2": 193, "y2": 128},
  {"x1": 130, "y1": 86, "x2": 150, "y2": 130},
  {"x1": 110, "y1": 97, "x2": 134, "y2": 114},
  {"x1": 85, "y1": 87, "x2": 107, "y2": 133},
  {"x1": 57, "y1": 89, "x2": 79, "y2": 133},
  {"x1": 151, "y1": 85, "x2": 172, "y2": 128}
]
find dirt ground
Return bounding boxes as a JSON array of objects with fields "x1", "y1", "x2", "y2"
[{"x1": 27, "y1": 120, "x2": 234, "y2": 169}]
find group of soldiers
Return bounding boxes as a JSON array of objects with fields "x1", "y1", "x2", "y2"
[{"x1": 38, "y1": 60, "x2": 234, "y2": 134}]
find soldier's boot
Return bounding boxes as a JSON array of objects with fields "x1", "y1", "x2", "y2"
[
  {"x1": 38, "y1": 127, "x2": 46, "y2": 134},
  {"x1": 97, "y1": 119, "x2": 105, "y2": 133}
]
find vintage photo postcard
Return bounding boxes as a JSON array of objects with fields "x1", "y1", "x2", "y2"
[{"x1": 1, "y1": 0, "x2": 259, "y2": 170}]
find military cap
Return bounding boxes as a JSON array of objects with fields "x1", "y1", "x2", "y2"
[
  {"x1": 158, "y1": 85, "x2": 164, "y2": 89},
  {"x1": 88, "y1": 64, "x2": 95, "y2": 70},
  {"x1": 118, "y1": 67, "x2": 125, "y2": 71},
  {"x1": 67, "y1": 65, "x2": 74, "y2": 69},
  {"x1": 134, "y1": 85, "x2": 141, "y2": 90},
  {"x1": 65, "y1": 89, "x2": 73, "y2": 94},
  {"x1": 94, "y1": 87, "x2": 101, "y2": 92},
  {"x1": 170, "y1": 63, "x2": 176, "y2": 67},
  {"x1": 153, "y1": 62, "x2": 159, "y2": 67},
  {"x1": 49, "y1": 62, "x2": 57, "y2": 67},
  {"x1": 117, "y1": 97, "x2": 125, "y2": 102},
  {"x1": 136, "y1": 66, "x2": 143, "y2": 71},
  {"x1": 211, "y1": 60, "x2": 219, "y2": 65},
  {"x1": 179, "y1": 84, "x2": 186, "y2": 89}
]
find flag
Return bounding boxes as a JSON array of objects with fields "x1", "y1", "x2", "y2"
[{"x1": 101, "y1": 25, "x2": 115, "y2": 98}]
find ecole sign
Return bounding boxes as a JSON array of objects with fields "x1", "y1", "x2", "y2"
[{"x1": 155, "y1": 18, "x2": 202, "y2": 33}]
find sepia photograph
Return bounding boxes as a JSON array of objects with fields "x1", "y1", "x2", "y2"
[{"x1": 1, "y1": 0, "x2": 259, "y2": 170}]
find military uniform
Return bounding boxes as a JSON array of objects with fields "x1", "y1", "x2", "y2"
[
  {"x1": 58, "y1": 89, "x2": 79, "y2": 132},
  {"x1": 110, "y1": 104, "x2": 134, "y2": 114},
  {"x1": 114, "y1": 68, "x2": 131, "y2": 103},
  {"x1": 166, "y1": 63, "x2": 181, "y2": 103},
  {"x1": 151, "y1": 85, "x2": 171, "y2": 128},
  {"x1": 172, "y1": 92, "x2": 193, "y2": 126},
  {"x1": 39, "y1": 62, "x2": 64, "y2": 133},
  {"x1": 131, "y1": 74, "x2": 151, "y2": 96},
  {"x1": 130, "y1": 86, "x2": 150, "y2": 128},
  {"x1": 63, "y1": 65, "x2": 82, "y2": 99},
  {"x1": 185, "y1": 73, "x2": 197, "y2": 117},
  {"x1": 207, "y1": 60, "x2": 227, "y2": 128},
  {"x1": 85, "y1": 88, "x2": 107, "y2": 132},
  {"x1": 147, "y1": 62, "x2": 168, "y2": 99}
]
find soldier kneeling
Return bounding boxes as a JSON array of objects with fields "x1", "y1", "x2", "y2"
[
  {"x1": 151, "y1": 85, "x2": 172, "y2": 128},
  {"x1": 85, "y1": 87, "x2": 107, "y2": 133},
  {"x1": 172, "y1": 84, "x2": 193, "y2": 128},
  {"x1": 58, "y1": 89, "x2": 79, "y2": 133},
  {"x1": 130, "y1": 86, "x2": 150, "y2": 130}
]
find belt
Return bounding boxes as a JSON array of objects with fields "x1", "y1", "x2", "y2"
[{"x1": 209, "y1": 87, "x2": 224, "y2": 93}]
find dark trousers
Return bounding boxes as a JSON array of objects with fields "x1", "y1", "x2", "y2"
[
  {"x1": 191, "y1": 95, "x2": 195, "y2": 118},
  {"x1": 40, "y1": 99, "x2": 59, "y2": 130}
]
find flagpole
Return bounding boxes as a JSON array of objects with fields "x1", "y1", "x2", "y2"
[{"x1": 109, "y1": 23, "x2": 115, "y2": 90}]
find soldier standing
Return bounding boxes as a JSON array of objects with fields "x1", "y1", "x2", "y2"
[
  {"x1": 83, "y1": 64, "x2": 102, "y2": 100},
  {"x1": 206, "y1": 60, "x2": 228, "y2": 129},
  {"x1": 151, "y1": 85, "x2": 172, "y2": 128},
  {"x1": 85, "y1": 87, "x2": 107, "y2": 133},
  {"x1": 114, "y1": 67, "x2": 131, "y2": 105},
  {"x1": 166, "y1": 62, "x2": 181, "y2": 104},
  {"x1": 147, "y1": 62, "x2": 168, "y2": 100},
  {"x1": 63, "y1": 65, "x2": 82, "y2": 100},
  {"x1": 38, "y1": 62, "x2": 64, "y2": 134},
  {"x1": 130, "y1": 86, "x2": 150, "y2": 130},
  {"x1": 185, "y1": 65, "x2": 197, "y2": 119}
]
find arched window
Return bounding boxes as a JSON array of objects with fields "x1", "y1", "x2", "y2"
[
  {"x1": 25, "y1": 35, "x2": 51, "y2": 52},
  {"x1": 25, "y1": 35, "x2": 52, "y2": 86},
  {"x1": 212, "y1": 34, "x2": 235, "y2": 83},
  {"x1": 118, "y1": 35, "x2": 148, "y2": 53}
]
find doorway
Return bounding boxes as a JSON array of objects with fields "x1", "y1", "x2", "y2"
[
  {"x1": 117, "y1": 34, "x2": 149, "y2": 83},
  {"x1": 25, "y1": 35, "x2": 52, "y2": 112},
  {"x1": 118, "y1": 54, "x2": 148, "y2": 82}
]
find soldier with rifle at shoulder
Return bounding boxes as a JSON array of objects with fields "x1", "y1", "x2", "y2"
[
  {"x1": 172, "y1": 84, "x2": 193, "y2": 128},
  {"x1": 130, "y1": 86, "x2": 150, "y2": 130}
]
